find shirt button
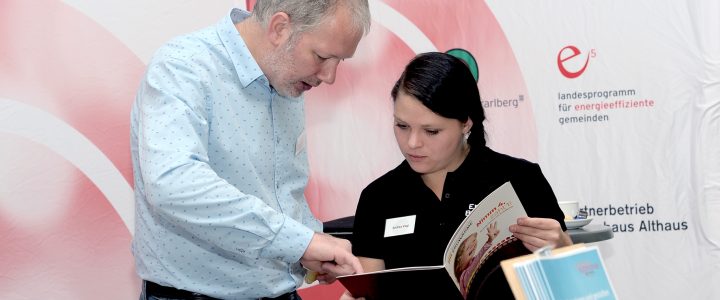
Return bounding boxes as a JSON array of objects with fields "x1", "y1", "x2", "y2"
[{"x1": 444, "y1": 193, "x2": 450, "y2": 199}]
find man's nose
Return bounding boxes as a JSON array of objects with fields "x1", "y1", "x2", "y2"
[{"x1": 317, "y1": 60, "x2": 339, "y2": 84}]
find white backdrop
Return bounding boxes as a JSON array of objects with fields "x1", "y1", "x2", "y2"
[{"x1": 1, "y1": 0, "x2": 718, "y2": 299}]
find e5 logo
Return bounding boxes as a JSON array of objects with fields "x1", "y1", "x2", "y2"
[{"x1": 557, "y1": 45, "x2": 596, "y2": 78}]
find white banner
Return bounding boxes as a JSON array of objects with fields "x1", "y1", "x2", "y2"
[{"x1": 1, "y1": 0, "x2": 717, "y2": 299}]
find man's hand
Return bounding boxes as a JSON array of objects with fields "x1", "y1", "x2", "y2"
[
  {"x1": 509, "y1": 217, "x2": 572, "y2": 251},
  {"x1": 300, "y1": 233, "x2": 363, "y2": 283}
]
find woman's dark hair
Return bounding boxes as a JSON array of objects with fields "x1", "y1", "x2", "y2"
[{"x1": 391, "y1": 52, "x2": 486, "y2": 147}]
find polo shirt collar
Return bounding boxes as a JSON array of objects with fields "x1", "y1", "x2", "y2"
[{"x1": 446, "y1": 145, "x2": 492, "y2": 184}]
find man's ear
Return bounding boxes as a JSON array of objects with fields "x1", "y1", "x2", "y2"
[{"x1": 267, "y1": 12, "x2": 292, "y2": 47}]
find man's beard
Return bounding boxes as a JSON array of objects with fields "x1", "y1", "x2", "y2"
[{"x1": 265, "y1": 40, "x2": 300, "y2": 98}]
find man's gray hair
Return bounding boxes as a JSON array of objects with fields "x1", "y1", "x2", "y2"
[{"x1": 252, "y1": 0, "x2": 371, "y2": 36}]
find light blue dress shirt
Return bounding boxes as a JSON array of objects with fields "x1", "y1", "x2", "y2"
[{"x1": 130, "y1": 8, "x2": 321, "y2": 299}]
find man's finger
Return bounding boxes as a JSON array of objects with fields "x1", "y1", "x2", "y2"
[
  {"x1": 301, "y1": 259, "x2": 324, "y2": 272},
  {"x1": 316, "y1": 272, "x2": 334, "y2": 284},
  {"x1": 333, "y1": 252, "x2": 364, "y2": 275},
  {"x1": 322, "y1": 261, "x2": 356, "y2": 277}
]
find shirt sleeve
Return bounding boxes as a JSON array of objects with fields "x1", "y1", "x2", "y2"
[
  {"x1": 478, "y1": 240, "x2": 493, "y2": 257},
  {"x1": 351, "y1": 186, "x2": 385, "y2": 259},
  {"x1": 134, "y1": 56, "x2": 313, "y2": 264},
  {"x1": 514, "y1": 163, "x2": 567, "y2": 231},
  {"x1": 459, "y1": 247, "x2": 484, "y2": 296}
]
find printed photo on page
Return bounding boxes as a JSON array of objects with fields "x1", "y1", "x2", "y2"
[{"x1": 443, "y1": 181, "x2": 529, "y2": 298}]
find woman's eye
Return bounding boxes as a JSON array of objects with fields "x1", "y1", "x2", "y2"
[
  {"x1": 395, "y1": 123, "x2": 408, "y2": 129},
  {"x1": 425, "y1": 129, "x2": 439, "y2": 135}
]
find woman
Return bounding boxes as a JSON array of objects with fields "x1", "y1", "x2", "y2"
[{"x1": 342, "y1": 52, "x2": 571, "y2": 299}]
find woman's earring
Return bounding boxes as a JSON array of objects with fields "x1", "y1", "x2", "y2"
[{"x1": 464, "y1": 131, "x2": 471, "y2": 141}]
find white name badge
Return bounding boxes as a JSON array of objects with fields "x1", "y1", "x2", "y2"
[
  {"x1": 384, "y1": 215, "x2": 416, "y2": 237},
  {"x1": 295, "y1": 130, "x2": 307, "y2": 156}
]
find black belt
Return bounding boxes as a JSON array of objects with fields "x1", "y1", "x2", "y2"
[
  {"x1": 261, "y1": 290, "x2": 302, "y2": 300},
  {"x1": 144, "y1": 280, "x2": 301, "y2": 300},
  {"x1": 144, "y1": 281, "x2": 220, "y2": 300}
]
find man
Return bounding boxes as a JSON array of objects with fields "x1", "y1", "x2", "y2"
[{"x1": 130, "y1": 1, "x2": 371, "y2": 299}]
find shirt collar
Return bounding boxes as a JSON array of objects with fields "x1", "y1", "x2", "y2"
[
  {"x1": 217, "y1": 8, "x2": 267, "y2": 88},
  {"x1": 452, "y1": 145, "x2": 479, "y2": 175}
]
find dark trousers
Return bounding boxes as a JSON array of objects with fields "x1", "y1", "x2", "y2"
[{"x1": 142, "y1": 280, "x2": 302, "y2": 300}]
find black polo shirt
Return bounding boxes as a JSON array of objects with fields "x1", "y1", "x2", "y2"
[{"x1": 352, "y1": 146, "x2": 566, "y2": 269}]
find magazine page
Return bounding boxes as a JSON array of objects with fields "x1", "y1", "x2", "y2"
[{"x1": 443, "y1": 181, "x2": 528, "y2": 298}]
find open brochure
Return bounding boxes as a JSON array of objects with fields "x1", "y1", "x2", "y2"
[
  {"x1": 501, "y1": 244, "x2": 617, "y2": 300},
  {"x1": 337, "y1": 182, "x2": 529, "y2": 299}
]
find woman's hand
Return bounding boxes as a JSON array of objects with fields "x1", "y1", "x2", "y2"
[
  {"x1": 509, "y1": 217, "x2": 572, "y2": 251},
  {"x1": 339, "y1": 289, "x2": 365, "y2": 300},
  {"x1": 336, "y1": 256, "x2": 385, "y2": 299}
]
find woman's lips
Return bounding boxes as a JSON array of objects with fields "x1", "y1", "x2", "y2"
[{"x1": 406, "y1": 154, "x2": 425, "y2": 162}]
